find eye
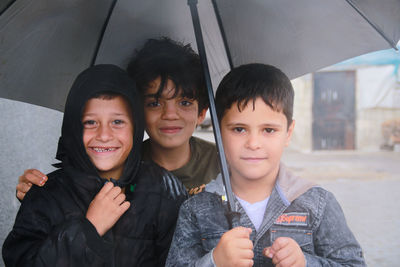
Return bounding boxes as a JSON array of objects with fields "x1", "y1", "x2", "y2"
[
  {"x1": 112, "y1": 119, "x2": 124, "y2": 125},
  {"x1": 233, "y1": 127, "x2": 246, "y2": 133},
  {"x1": 82, "y1": 120, "x2": 97, "y2": 128},
  {"x1": 146, "y1": 101, "x2": 160, "y2": 108},
  {"x1": 180, "y1": 100, "x2": 193, "y2": 107},
  {"x1": 264, "y1": 128, "x2": 275, "y2": 133}
]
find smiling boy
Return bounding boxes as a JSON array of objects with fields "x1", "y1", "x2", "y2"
[
  {"x1": 3, "y1": 65, "x2": 187, "y2": 266},
  {"x1": 166, "y1": 64, "x2": 365, "y2": 266},
  {"x1": 127, "y1": 37, "x2": 219, "y2": 193}
]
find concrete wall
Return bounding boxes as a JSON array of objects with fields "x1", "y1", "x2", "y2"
[
  {"x1": 357, "y1": 108, "x2": 400, "y2": 150},
  {"x1": 355, "y1": 65, "x2": 400, "y2": 150},
  {"x1": 291, "y1": 74, "x2": 313, "y2": 152},
  {"x1": 0, "y1": 99, "x2": 61, "y2": 266}
]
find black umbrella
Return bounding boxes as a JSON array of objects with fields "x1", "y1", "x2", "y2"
[{"x1": 1, "y1": 0, "x2": 400, "y2": 224}]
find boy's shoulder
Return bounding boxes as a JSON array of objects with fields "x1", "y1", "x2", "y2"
[
  {"x1": 137, "y1": 160, "x2": 188, "y2": 199},
  {"x1": 21, "y1": 168, "x2": 69, "y2": 207},
  {"x1": 190, "y1": 136, "x2": 217, "y2": 157},
  {"x1": 34, "y1": 168, "x2": 67, "y2": 191},
  {"x1": 276, "y1": 163, "x2": 318, "y2": 203},
  {"x1": 190, "y1": 136, "x2": 216, "y2": 147},
  {"x1": 181, "y1": 175, "x2": 227, "y2": 213},
  {"x1": 180, "y1": 190, "x2": 228, "y2": 227}
]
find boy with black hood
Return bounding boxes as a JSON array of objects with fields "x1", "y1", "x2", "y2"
[{"x1": 2, "y1": 65, "x2": 187, "y2": 266}]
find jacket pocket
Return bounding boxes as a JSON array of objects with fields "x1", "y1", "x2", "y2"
[
  {"x1": 200, "y1": 232, "x2": 224, "y2": 252},
  {"x1": 270, "y1": 227, "x2": 313, "y2": 253}
]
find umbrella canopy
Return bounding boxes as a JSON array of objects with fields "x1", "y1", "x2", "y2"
[
  {"x1": 1, "y1": 0, "x2": 400, "y2": 221},
  {"x1": 1, "y1": 0, "x2": 400, "y2": 111}
]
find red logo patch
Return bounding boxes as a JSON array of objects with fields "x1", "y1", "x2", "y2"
[{"x1": 274, "y1": 212, "x2": 308, "y2": 226}]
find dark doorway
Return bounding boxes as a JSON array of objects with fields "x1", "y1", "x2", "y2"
[{"x1": 313, "y1": 71, "x2": 355, "y2": 150}]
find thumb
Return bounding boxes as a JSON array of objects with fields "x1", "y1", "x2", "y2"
[{"x1": 263, "y1": 247, "x2": 274, "y2": 258}]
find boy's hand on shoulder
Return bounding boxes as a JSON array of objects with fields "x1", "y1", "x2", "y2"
[
  {"x1": 86, "y1": 182, "x2": 130, "y2": 236},
  {"x1": 16, "y1": 169, "x2": 48, "y2": 200},
  {"x1": 263, "y1": 237, "x2": 305, "y2": 267},
  {"x1": 213, "y1": 227, "x2": 254, "y2": 267}
]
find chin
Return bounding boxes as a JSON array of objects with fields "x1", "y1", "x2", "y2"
[{"x1": 241, "y1": 170, "x2": 272, "y2": 181}]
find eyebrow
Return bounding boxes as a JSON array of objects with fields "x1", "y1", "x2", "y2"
[
  {"x1": 82, "y1": 112, "x2": 129, "y2": 117},
  {"x1": 226, "y1": 122, "x2": 283, "y2": 128}
]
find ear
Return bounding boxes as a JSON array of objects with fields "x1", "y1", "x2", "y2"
[
  {"x1": 285, "y1": 119, "x2": 295, "y2": 147},
  {"x1": 196, "y1": 108, "x2": 208, "y2": 125}
]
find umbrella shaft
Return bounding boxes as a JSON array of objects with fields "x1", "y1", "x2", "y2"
[{"x1": 188, "y1": 0, "x2": 237, "y2": 216}]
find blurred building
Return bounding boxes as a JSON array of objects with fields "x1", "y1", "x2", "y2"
[{"x1": 291, "y1": 49, "x2": 400, "y2": 151}]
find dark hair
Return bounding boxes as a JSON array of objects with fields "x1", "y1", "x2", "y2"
[
  {"x1": 127, "y1": 37, "x2": 208, "y2": 114},
  {"x1": 90, "y1": 91, "x2": 126, "y2": 101},
  {"x1": 86, "y1": 91, "x2": 133, "y2": 117},
  {"x1": 215, "y1": 63, "x2": 294, "y2": 128}
]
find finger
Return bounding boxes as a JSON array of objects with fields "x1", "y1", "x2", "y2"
[
  {"x1": 272, "y1": 245, "x2": 293, "y2": 265},
  {"x1": 116, "y1": 201, "x2": 130, "y2": 216},
  {"x1": 236, "y1": 238, "x2": 254, "y2": 250},
  {"x1": 16, "y1": 191, "x2": 26, "y2": 201},
  {"x1": 263, "y1": 247, "x2": 275, "y2": 258},
  {"x1": 96, "y1": 182, "x2": 115, "y2": 199},
  {"x1": 237, "y1": 259, "x2": 254, "y2": 267},
  {"x1": 106, "y1": 186, "x2": 122, "y2": 200},
  {"x1": 30, "y1": 169, "x2": 48, "y2": 184},
  {"x1": 231, "y1": 227, "x2": 252, "y2": 238},
  {"x1": 114, "y1": 193, "x2": 126, "y2": 205},
  {"x1": 16, "y1": 182, "x2": 32, "y2": 194},
  {"x1": 236, "y1": 248, "x2": 254, "y2": 260},
  {"x1": 271, "y1": 237, "x2": 291, "y2": 252},
  {"x1": 275, "y1": 255, "x2": 296, "y2": 267},
  {"x1": 20, "y1": 171, "x2": 47, "y2": 186}
]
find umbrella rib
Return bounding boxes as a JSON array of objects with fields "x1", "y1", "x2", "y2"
[
  {"x1": 211, "y1": 0, "x2": 234, "y2": 70},
  {"x1": 0, "y1": 0, "x2": 18, "y2": 17},
  {"x1": 89, "y1": 0, "x2": 119, "y2": 66},
  {"x1": 345, "y1": 0, "x2": 398, "y2": 50}
]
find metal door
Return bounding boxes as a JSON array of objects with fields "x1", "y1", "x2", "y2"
[{"x1": 313, "y1": 71, "x2": 355, "y2": 150}]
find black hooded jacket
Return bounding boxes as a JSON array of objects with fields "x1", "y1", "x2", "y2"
[{"x1": 2, "y1": 65, "x2": 188, "y2": 266}]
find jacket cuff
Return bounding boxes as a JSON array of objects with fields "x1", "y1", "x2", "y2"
[
  {"x1": 195, "y1": 249, "x2": 216, "y2": 267},
  {"x1": 82, "y1": 218, "x2": 113, "y2": 259}
]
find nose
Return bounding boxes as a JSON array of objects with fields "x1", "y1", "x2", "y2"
[
  {"x1": 245, "y1": 132, "x2": 261, "y2": 150},
  {"x1": 161, "y1": 101, "x2": 179, "y2": 120},
  {"x1": 96, "y1": 124, "x2": 113, "y2": 142}
]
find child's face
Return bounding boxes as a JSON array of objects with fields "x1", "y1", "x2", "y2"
[
  {"x1": 143, "y1": 77, "x2": 206, "y2": 150},
  {"x1": 221, "y1": 97, "x2": 294, "y2": 184},
  {"x1": 82, "y1": 96, "x2": 134, "y2": 179}
]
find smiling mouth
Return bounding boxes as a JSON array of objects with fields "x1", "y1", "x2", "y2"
[
  {"x1": 160, "y1": 127, "x2": 182, "y2": 133},
  {"x1": 91, "y1": 147, "x2": 117, "y2": 152}
]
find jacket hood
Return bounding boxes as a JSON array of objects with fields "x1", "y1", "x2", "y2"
[
  {"x1": 205, "y1": 163, "x2": 317, "y2": 204},
  {"x1": 55, "y1": 64, "x2": 144, "y2": 187}
]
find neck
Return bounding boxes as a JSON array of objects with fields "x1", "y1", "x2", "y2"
[
  {"x1": 231, "y1": 165, "x2": 279, "y2": 204},
  {"x1": 149, "y1": 140, "x2": 191, "y2": 171},
  {"x1": 98, "y1": 169, "x2": 122, "y2": 181}
]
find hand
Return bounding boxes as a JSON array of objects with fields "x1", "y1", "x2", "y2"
[
  {"x1": 16, "y1": 169, "x2": 48, "y2": 200},
  {"x1": 263, "y1": 237, "x2": 305, "y2": 267},
  {"x1": 86, "y1": 182, "x2": 130, "y2": 236},
  {"x1": 213, "y1": 227, "x2": 254, "y2": 267}
]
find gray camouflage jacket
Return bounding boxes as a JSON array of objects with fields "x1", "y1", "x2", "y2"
[{"x1": 166, "y1": 164, "x2": 366, "y2": 266}]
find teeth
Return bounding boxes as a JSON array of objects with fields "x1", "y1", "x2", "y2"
[{"x1": 93, "y1": 147, "x2": 116, "y2": 152}]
